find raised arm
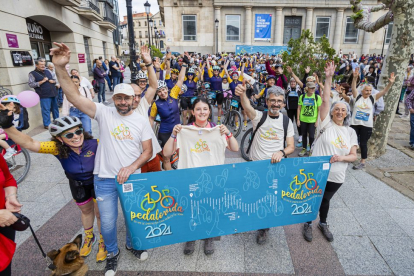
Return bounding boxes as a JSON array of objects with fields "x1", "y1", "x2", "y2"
[
  {"x1": 235, "y1": 80, "x2": 256, "y2": 120},
  {"x1": 175, "y1": 63, "x2": 187, "y2": 89},
  {"x1": 50, "y1": 43, "x2": 96, "y2": 118},
  {"x1": 351, "y1": 67, "x2": 360, "y2": 99},
  {"x1": 141, "y1": 45, "x2": 157, "y2": 103},
  {"x1": 320, "y1": 61, "x2": 335, "y2": 122},
  {"x1": 287, "y1": 66, "x2": 303, "y2": 88},
  {"x1": 375, "y1": 72, "x2": 395, "y2": 101}
]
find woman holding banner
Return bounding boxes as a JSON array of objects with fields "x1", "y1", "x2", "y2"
[
  {"x1": 163, "y1": 97, "x2": 238, "y2": 256},
  {"x1": 302, "y1": 61, "x2": 358, "y2": 243}
]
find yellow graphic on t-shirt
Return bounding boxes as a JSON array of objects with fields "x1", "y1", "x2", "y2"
[
  {"x1": 84, "y1": 150, "x2": 95, "y2": 157},
  {"x1": 110, "y1": 124, "x2": 133, "y2": 140},
  {"x1": 260, "y1": 128, "x2": 279, "y2": 140},
  {"x1": 191, "y1": 139, "x2": 210, "y2": 153},
  {"x1": 331, "y1": 135, "x2": 348, "y2": 149},
  {"x1": 356, "y1": 100, "x2": 370, "y2": 110}
]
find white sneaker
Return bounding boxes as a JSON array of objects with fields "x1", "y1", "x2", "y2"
[
  {"x1": 3, "y1": 149, "x2": 16, "y2": 160},
  {"x1": 298, "y1": 136, "x2": 303, "y2": 143},
  {"x1": 104, "y1": 101, "x2": 110, "y2": 105},
  {"x1": 243, "y1": 125, "x2": 247, "y2": 131}
]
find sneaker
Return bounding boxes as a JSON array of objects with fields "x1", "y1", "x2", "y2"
[
  {"x1": 296, "y1": 142, "x2": 303, "y2": 148},
  {"x1": 298, "y1": 148, "x2": 307, "y2": 157},
  {"x1": 3, "y1": 149, "x2": 16, "y2": 160},
  {"x1": 352, "y1": 162, "x2": 366, "y2": 170},
  {"x1": 104, "y1": 101, "x2": 110, "y2": 105},
  {"x1": 256, "y1": 229, "x2": 268, "y2": 245},
  {"x1": 303, "y1": 223, "x2": 313, "y2": 242},
  {"x1": 396, "y1": 111, "x2": 402, "y2": 115},
  {"x1": 298, "y1": 136, "x2": 303, "y2": 143},
  {"x1": 183, "y1": 241, "x2": 196, "y2": 255},
  {"x1": 96, "y1": 237, "x2": 107, "y2": 263},
  {"x1": 318, "y1": 222, "x2": 334, "y2": 242},
  {"x1": 400, "y1": 114, "x2": 410, "y2": 119},
  {"x1": 243, "y1": 125, "x2": 247, "y2": 131},
  {"x1": 104, "y1": 250, "x2": 120, "y2": 276},
  {"x1": 217, "y1": 120, "x2": 221, "y2": 125},
  {"x1": 80, "y1": 234, "x2": 96, "y2": 257},
  {"x1": 204, "y1": 238, "x2": 214, "y2": 255},
  {"x1": 125, "y1": 245, "x2": 148, "y2": 260},
  {"x1": 234, "y1": 126, "x2": 239, "y2": 132},
  {"x1": 410, "y1": 144, "x2": 414, "y2": 150}
]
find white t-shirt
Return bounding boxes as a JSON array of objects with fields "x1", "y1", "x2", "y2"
[
  {"x1": 249, "y1": 111, "x2": 294, "y2": 161},
  {"x1": 93, "y1": 103, "x2": 153, "y2": 178},
  {"x1": 81, "y1": 76, "x2": 93, "y2": 90},
  {"x1": 134, "y1": 98, "x2": 162, "y2": 159},
  {"x1": 350, "y1": 95, "x2": 376, "y2": 128},
  {"x1": 312, "y1": 114, "x2": 358, "y2": 183},
  {"x1": 176, "y1": 125, "x2": 227, "y2": 169}
]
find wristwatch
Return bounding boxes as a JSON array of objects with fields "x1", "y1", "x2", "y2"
[{"x1": 280, "y1": 150, "x2": 286, "y2": 157}]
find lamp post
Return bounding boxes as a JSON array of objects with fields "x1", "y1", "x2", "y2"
[
  {"x1": 381, "y1": 24, "x2": 389, "y2": 57},
  {"x1": 126, "y1": 0, "x2": 137, "y2": 82},
  {"x1": 154, "y1": 27, "x2": 158, "y2": 49},
  {"x1": 144, "y1": 1, "x2": 151, "y2": 50},
  {"x1": 149, "y1": 18, "x2": 154, "y2": 47},
  {"x1": 215, "y1": 19, "x2": 219, "y2": 54}
]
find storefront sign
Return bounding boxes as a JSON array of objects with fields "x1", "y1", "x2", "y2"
[
  {"x1": 255, "y1": 14, "x2": 272, "y2": 41},
  {"x1": 78, "y1": 54, "x2": 85, "y2": 63},
  {"x1": 6, "y1": 34, "x2": 19, "y2": 48},
  {"x1": 117, "y1": 156, "x2": 331, "y2": 250},
  {"x1": 26, "y1": 18, "x2": 51, "y2": 42},
  {"x1": 10, "y1": 51, "x2": 33, "y2": 67}
]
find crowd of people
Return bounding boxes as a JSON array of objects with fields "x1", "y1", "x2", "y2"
[{"x1": 0, "y1": 41, "x2": 413, "y2": 276}]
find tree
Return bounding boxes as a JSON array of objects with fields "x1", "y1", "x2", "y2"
[
  {"x1": 350, "y1": 0, "x2": 414, "y2": 157},
  {"x1": 281, "y1": 30, "x2": 340, "y2": 80}
]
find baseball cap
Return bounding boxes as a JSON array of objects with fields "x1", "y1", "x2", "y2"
[
  {"x1": 113, "y1": 83, "x2": 135, "y2": 97},
  {"x1": 306, "y1": 82, "x2": 316, "y2": 89}
]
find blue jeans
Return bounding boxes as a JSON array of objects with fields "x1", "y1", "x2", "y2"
[
  {"x1": 112, "y1": 76, "x2": 121, "y2": 88},
  {"x1": 69, "y1": 107, "x2": 92, "y2": 135},
  {"x1": 40, "y1": 97, "x2": 59, "y2": 127},
  {"x1": 94, "y1": 176, "x2": 133, "y2": 254},
  {"x1": 410, "y1": 113, "x2": 414, "y2": 146},
  {"x1": 97, "y1": 82, "x2": 106, "y2": 103},
  {"x1": 57, "y1": 88, "x2": 63, "y2": 106},
  {"x1": 105, "y1": 75, "x2": 112, "y2": 91}
]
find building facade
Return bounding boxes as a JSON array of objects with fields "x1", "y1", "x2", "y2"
[
  {"x1": 158, "y1": 0, "x2": 392, "y2": 55},
  {"x1": 0, "y1": 0, "x2": 119, "y2": 129}
]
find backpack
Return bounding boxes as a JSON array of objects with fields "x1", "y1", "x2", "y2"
[
  {"x1": 246, "y1": 111, "x2": 289, "y2": 156},
  {"x1": 91, "y1": 79, "x2": 99, "y2": 93},
  {"x1": 21, "y1": 107, "x2": 29, "y2": 130}
]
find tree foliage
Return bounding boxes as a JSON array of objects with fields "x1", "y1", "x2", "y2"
[{"x1": 281, "y1": 30, "x2": 340, "y2": 80}]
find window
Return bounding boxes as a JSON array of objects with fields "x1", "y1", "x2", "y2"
[
  {"x1": 83, "y1": 37, "x2": 93, "y2": 76},
  {"x1": 385, "y1": 22, "x2": 393, "y2": 44},
  {"x1": 138, "y1": 21, "x2": 141, "y2": 27},
  {"x1": 226, "y1": 15, "x2": 240, "y2": 41},
  {"x1": 139, "y1": 31, "x2": 142, "y2": 38},
  {"x1": 344, "y1": 17, "x2": 359, "y2": 43},
  {"x1": 145, "y1": 21, "x2": 147, "y2": 26},
  {"x1": 145, "y1": 31, "x2": 148, "y2": 38},
  {"x1": 315, "y1": 17, "x2": 330, "y2": 41},
  {"x1": 102, "y1": 41, "x2": 106, "y2": 59},
  {"x1": 183, "y1": 15, "x2": 196, "y2": 41},
  {"x1": 159, "y1": 20, "x2": 162, "y2": 26}
]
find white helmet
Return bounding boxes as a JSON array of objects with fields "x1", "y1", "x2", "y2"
[
  {"x1": 49, "y1": 116, "x2": 82, "y2": 137},
  {"x1": 181, "y1": 84, "x2": 187, "y2": 93},
  {"x1": 187, "y1": 68, "x2": 195, "y2": 74},
  {"x1": 138, "y1": 72, "x2": 147, "y2": 80},
  {"x1": 157, "y1": 80, "x2": 167, "y2": 90}
]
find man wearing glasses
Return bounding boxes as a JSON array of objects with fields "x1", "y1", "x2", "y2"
[
  {"x1": 50, "y1": 42, "x2": 154, "y2": 276},
  {"x1": 236, "y1": 83, "x2": 295, "y2": 245}
]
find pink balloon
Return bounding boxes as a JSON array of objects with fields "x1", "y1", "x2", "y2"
[{"x1": 17, "y1": 90, "x2": 40, "y2": 108}]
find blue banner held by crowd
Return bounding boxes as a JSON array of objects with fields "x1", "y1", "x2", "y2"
[
  {"x1": 255, "y1": 14, "x2": 272, "y2": 40},
  {"x1": 117, "y1": 156, "x2": 331, "y2": 250},
  {"x1": 235, "y1": 45, "x2": 288, "y2": 55}
]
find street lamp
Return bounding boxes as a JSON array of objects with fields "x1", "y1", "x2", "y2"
[
  {"x1": 215, "y1": 19, "x2": 219, "y2": 54},
  {"x1": 126, "y1": 0, "x2": 137, "y2": 82},
  {"x1": 144, "y1": 1, "x2": 151, "y2": 50},
  {"x1": 149, "y1": 18, "x2": 154, "y2": 48},
  {"x1": 381, "y1": 24, "x2": 389, "y2": 57},
  {"x1": 154, "y1": 26, "x2": 158, "y2": 49}
]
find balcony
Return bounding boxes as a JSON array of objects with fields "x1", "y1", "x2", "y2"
[
  {"x1": 98, "y1": 0, "x2": 114, "y2": 8},
  {"x1": 98, "y1": 12, "x2": 117, "y2": 29},
  {"x1": 77, "y1": 0, "x2": 103, "y2": 21},
  {"x1": 51, "y1": 0, "x2": 81, "y2": 6}
]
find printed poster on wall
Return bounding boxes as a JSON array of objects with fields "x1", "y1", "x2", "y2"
[
  {"x1": 117, "y1": 156, "x2": 331, "y2": 250},
  {"x1": 255, "y1": 14, "x2": 272, "y2": 41}
]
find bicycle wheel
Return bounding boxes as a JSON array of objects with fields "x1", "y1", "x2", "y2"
[
  {"x1": 222, "y1": 97, "x2": 231, "y2": 116},
  {"x1": 7, "y1": 148, "x2": 31, "y2": 184},
  {"x1": 223, "y1": 110, "x2": 242, "y2": 138},
  {"x1": 240, "y1": 127, "x2": 253, "y2": 161}
]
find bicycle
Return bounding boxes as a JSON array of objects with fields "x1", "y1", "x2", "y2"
[
  {"x1": 221, "y1": 98, "x2": 242, "y2": 138},
  {"x1": 1, "y1": 144, "x2": 31, "y2": 184}
]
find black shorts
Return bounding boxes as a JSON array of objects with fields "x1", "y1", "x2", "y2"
[
  {"x1": 180, "y1": 97, "x2": 192, "y2": 110},
  {"x1": 158, "y1": 132, "x2": 172, "y2": 148},
  {"x1": 68, "y1": 178, "x2": 95, "y2": 205},
  {"x1": 215, "y1": 92, "x2": 224, "y2": 105}
]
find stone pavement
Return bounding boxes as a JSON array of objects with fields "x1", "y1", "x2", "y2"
[{"x1": 9, "y1": 98, "x2": 414, "y2": 276}]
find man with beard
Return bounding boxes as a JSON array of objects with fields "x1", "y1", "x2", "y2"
[
  {"x1": 236, "y1": 82, "x2": 295, "y2": 245},
  {"x1": 50, "y1": 42, "x2": 154, "y2": 276}
]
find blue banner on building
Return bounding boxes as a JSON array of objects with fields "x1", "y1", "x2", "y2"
[
  {"x1": 117, "y1": 156, "x2": 331, "y2": 250},
  {"x1": 235, "y1": 45, "x2": 288, "y2": 55},
  {"x1": 255, "y1": 14, "x2": 272, "y2": 40}
]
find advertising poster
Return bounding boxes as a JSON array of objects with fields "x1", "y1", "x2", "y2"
[{"x1": 255, "y1": 14, "x2": 272, "y2": 41}]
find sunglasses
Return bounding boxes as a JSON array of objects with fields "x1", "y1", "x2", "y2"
[{"x1": 62, "y1": 128, "x2": 83, "y2": 139}]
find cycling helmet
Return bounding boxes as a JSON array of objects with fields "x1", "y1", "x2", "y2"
[
  {"x1": 187, "y1": 68, "x2": 195, "y2": 74},
  {"x1": 191, "y1": 65, "x2": 198, "y2": 70},
  {"x1": 49, "y1": 116, "x2": 82, "y2": 137},
  {"x1": 171, "y1": 69, "x2": 179, "y2": 75},
  {"x1": 181, "y1": 84, "x2": 188, "y2": 93},
  {"x1": 266, "y1": 75, "x2": 276, "y2": 82},
  {"x1": 261, "y1": 70, "x2": 268, "y2": 75},
  {"x1": 137, "y1": 72, "x2": 148, "y2": 80},
  {"x1": 231, "y1": 71, "x2": 239, "y2": 78},
  {"x1": 157, "y1": 80, "x2": 167, "y2": 91},
  {"x1": 212, "y1": 65, "x2": 220, "y2": 71},
  {"x1": 1, "y1": 95, "x2": 20, "y2": 104}
]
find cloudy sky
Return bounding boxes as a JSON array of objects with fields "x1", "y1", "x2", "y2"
[{"x1": 118, "y1": 0, "x2": 160, "y2": 19}]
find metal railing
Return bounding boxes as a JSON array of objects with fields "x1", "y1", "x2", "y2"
[
  {"x1": 104, "y1": 11, "x2": 115, "y2": 25},
  {"x1": 99, "y1": 0, "x2": 114, "y2": 7},
  {"x1": 85, "y1": 0, "x2": 100, "y2": 14}
]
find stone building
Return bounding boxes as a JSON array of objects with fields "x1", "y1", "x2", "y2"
[
  {"x1": 0, "y1": 0, "x2": 120, "y2": 129},
  {"x1": 157, "y1": 0, "x2": 392, "y2": 55}
]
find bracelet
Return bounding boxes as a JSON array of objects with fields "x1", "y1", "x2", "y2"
[
  {"x1": 145, "y1": 63, "x2": 152, "y2": 67},
  {"x1": 5, "y1": 193, "x2": 17, "y2": 199},
  {"x1": 226, "y1": 132, "x2": 233, "y2": 138},
  {"x1": 182, "y1": 64, "x2": 188, "y2": 68},
  {"x1": 170, "y1": 134, "x2": 177, "y2": 139}
]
